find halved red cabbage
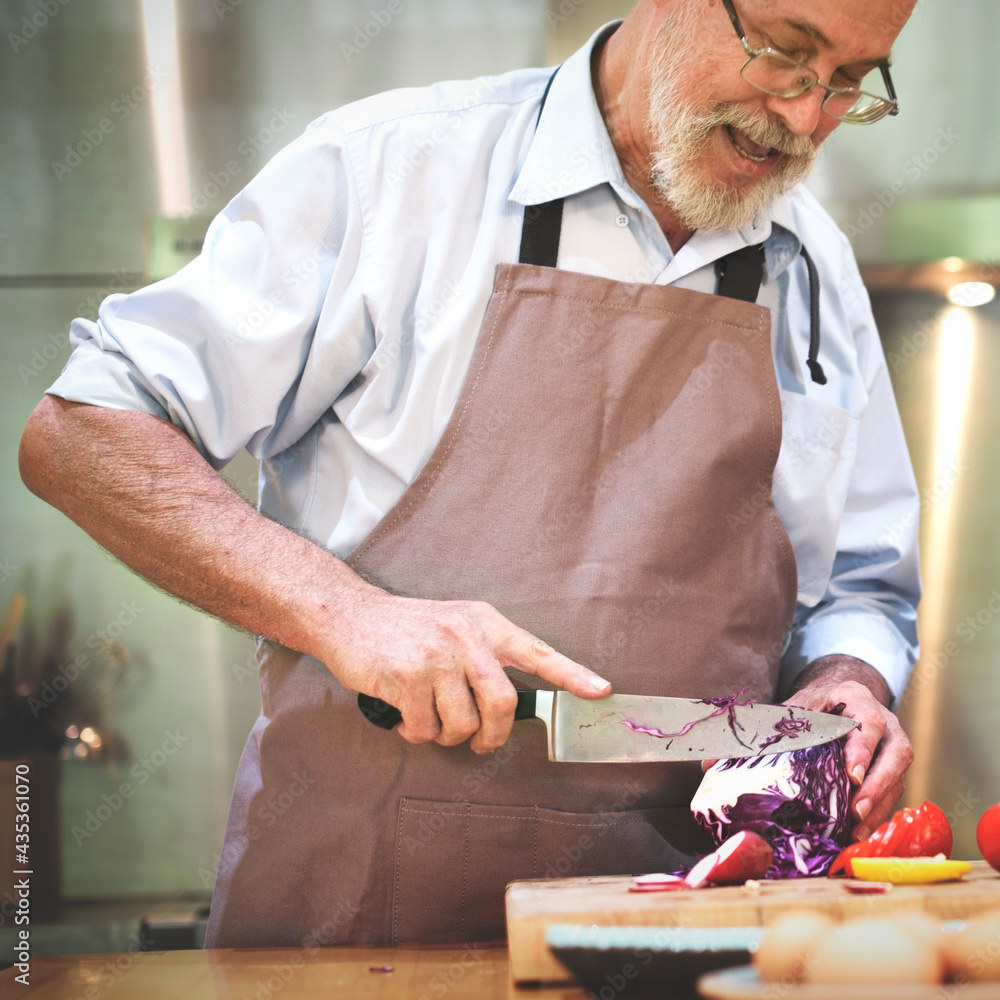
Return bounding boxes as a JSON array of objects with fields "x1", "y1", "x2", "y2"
[{"x1": 690, "y1": 741, "x2": 851, "y2": 878}]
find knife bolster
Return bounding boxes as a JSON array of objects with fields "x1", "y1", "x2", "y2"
[{"x1": 531, "y1": 690, "x2": 556, "y2": 760}]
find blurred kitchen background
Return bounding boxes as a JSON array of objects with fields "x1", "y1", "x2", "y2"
[{"x1": 2, "y1": 0, "x2": 999, "y2": 954}]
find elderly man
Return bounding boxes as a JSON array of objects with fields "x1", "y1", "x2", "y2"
[{"x1": 20, "y1": 0, "x2": 920, "y2": 946}]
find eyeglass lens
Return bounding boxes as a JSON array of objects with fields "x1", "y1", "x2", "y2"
[{"x1": 742, "y1": 53, "x2": 887, "y2": 121}]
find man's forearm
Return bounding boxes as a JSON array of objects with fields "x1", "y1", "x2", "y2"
[
  {"x1": 18, "y1": 396, "x2": 364, "y2": 662},
  {"x1": 19, "y1": 397, "x2": 610, "y2": 752}
]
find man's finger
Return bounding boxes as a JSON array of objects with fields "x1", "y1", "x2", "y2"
[
  {"x1": 843, "y1": 719, "x2": 885, "y2": 787},
  {"x1": 466, "y1": 665, "x2": 519, "y2": 754},
  {"x1": 394, "y1": 691, "x2": 444, "y2": 745},
  {"x1": 430, "y1": 679, "x2": 482, "y2": 747},
  {"x1": 497, "y1": 625, "x2": 610, "y2": 698},
  {"x1": 852, "y1": 777, "x2": 905, "y2": 841},
  {"x1": 851, "y1": 723, "x2": 913, "y2": 827}
]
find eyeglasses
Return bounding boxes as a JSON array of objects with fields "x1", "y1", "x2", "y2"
[{"x1": 721, "y1": 0, "x2": 899, "y2": 124}]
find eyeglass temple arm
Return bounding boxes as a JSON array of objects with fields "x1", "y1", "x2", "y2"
[
  {"x1": 721, "y1": 0, "x2": 747, "y2": 41},
  {"x1": 879, "y1": 63, "x2": 899, "y2": 116}
]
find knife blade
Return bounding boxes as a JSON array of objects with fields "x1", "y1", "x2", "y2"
[{"x1": 356, "y1": 690, "x2": 857, "y2": 761}]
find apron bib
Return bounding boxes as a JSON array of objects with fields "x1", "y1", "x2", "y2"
[{"x1": 205, "y1": 191, "x2": 796, "y2": 951}]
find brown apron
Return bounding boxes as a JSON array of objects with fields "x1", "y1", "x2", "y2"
[{"x1": 204, "y1": 191, "x2": 797, "y2": 949}]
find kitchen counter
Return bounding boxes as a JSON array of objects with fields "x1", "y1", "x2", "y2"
[{"x1": 1, "y1": 944, "x2": 594, "y2": 999}]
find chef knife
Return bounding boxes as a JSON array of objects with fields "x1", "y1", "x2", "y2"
[{"x1": 357, "y1": 690, "x2": 858, "y2": 762}]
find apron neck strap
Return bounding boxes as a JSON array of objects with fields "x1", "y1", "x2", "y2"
[
  {"x1": 519, "y1": 68, "x2": 564, "y2": 269},
  {"x1": 798, "y1": 244, "x2": 827, "y2": 385},
  {"x1": 715, "y1": 241, "x2": 827, "y2": 385},
  {"x1": 714, "y1": 243, "x2": 763, "y2": 302},
  {"x1": 519, "y1": 200, "x2": 564, "y2": 268}
]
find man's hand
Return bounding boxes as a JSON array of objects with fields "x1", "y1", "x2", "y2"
[
  {"x1": 784, "y1": 654, "x2": 913, "y2": 841},
  {"x1": 325, "y1": 591, "x2": 610, "y2": 754}
]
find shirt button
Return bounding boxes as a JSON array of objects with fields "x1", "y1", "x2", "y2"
[{"x1": 615, "y1": 214, "x2": 629, "y2": 228}]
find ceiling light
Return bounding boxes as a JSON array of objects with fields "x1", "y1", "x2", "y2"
[
  {"x1": 947, "y1": 281, "x2": 996, "y2": 307},
  {"x1": 942, "y1": 257, "x2": 965, "y2": 273}
]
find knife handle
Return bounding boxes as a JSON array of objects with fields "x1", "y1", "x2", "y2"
[{"x1": 357, "y1": 690, "x2": 540, "y2": 730}]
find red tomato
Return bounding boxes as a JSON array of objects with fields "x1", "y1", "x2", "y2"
[
  {"x1": 976, "y1": 803, "x2": 1000, "y2": 872},
  {"x1": 828, "y1": 801, "x2": 953, "y2": 876}
]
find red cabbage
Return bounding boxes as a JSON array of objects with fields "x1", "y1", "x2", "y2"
[
  {"x1": 690, "y1": 741, "x2": 851, "y2": 878},
  {"x1": 622, "y1": 688, "x2": 756, "y2": 747}
]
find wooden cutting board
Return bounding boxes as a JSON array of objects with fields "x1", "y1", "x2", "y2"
[{"x1": 506, "y1": 861, "x2": 1000, "y2": 983}]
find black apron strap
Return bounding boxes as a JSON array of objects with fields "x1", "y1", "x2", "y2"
[
  {"x1": 519, "y1": 200, "x2": 564, "y2": 268},
  {"x1": 715, "y1": 242, "x2": 826, "y2": 384},
  {"x1": 714, "y1": 243, "x2": 764, "y2": 303},
  {"x1": 519, "y1": 67, "x2": 564, "y2": 269},
  {"x1": 798, "y1": 244, "x2": 827, "y2": 385}
]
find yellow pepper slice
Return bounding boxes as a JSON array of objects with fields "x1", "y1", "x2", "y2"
[{"x1": 847, "y1": 855, "x2": 971, "y2": 884}]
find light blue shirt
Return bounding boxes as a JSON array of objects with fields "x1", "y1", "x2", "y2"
[{"x1": 48, "y1": 23, "x2": 920, "y2": 702}]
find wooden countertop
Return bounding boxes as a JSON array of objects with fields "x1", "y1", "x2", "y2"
[{"x1": 1, "y1": 945, "x2": 592, "y2": 999}]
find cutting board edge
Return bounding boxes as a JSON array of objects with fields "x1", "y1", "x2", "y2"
[{"x1": 506, "y1": 862, "x2": 1000, "y2": 983}]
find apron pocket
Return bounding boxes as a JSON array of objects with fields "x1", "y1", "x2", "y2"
[
  {"x1": 393, "y1": 797, "x2": 535, "y2": 945},
  {"x1": 535, "y1": 803, "x2": 703, "y2": 879},
  {"x1": 392, "y1": 797, "x2": 704, "y2": 945}
]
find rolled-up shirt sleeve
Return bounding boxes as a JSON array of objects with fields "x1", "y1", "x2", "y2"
[
  {"x1": 780, "y1": 264, "x2": 921, "y2": 707},
  {"x1": 48, "y1": 113, "x2": 373, "y2": 469}
]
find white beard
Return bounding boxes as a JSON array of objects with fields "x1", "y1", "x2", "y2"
[{"x1": 646, "y1": 17, "x2": 820, "y2": 232}]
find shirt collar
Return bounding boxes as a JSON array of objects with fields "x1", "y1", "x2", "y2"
[
  {"x1": 509, "y1": 21, "x2": 638, "y2": 209},
  {"x1": 510, "y1": 21, "x2": 808, "y2": 282},
  {"x1": 763, "y1": 195, "x2": 805, "y2": 280},
  {"x1": 664, "y1": 210, "x2": 801, "y2": 284}
]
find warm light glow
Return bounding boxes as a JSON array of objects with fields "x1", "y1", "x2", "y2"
[
  {"x1": 908, "y1": 307, "x2": 977, "y2": 804},
  {"x1": 80, "y1": 726, "x2": 98, "y2": 745},
  {"x1": 74, "y1": 744, "x2": 87, "y2": 758},
  {"x1": 941, "y1": 256, "x2": 965, "y2": 273},
  {"x1": 138, "y1": 0, "x2": 190, "y2": 215},
  {"x1": 947, "y1": 281, "x2": 996, "y2": 308},
  {"x1": 65, "y1": 725, "x2": 79, "y2": 739},
  {"x1": 934, "y1": 309, "x2": 977, "y2": 473}
]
